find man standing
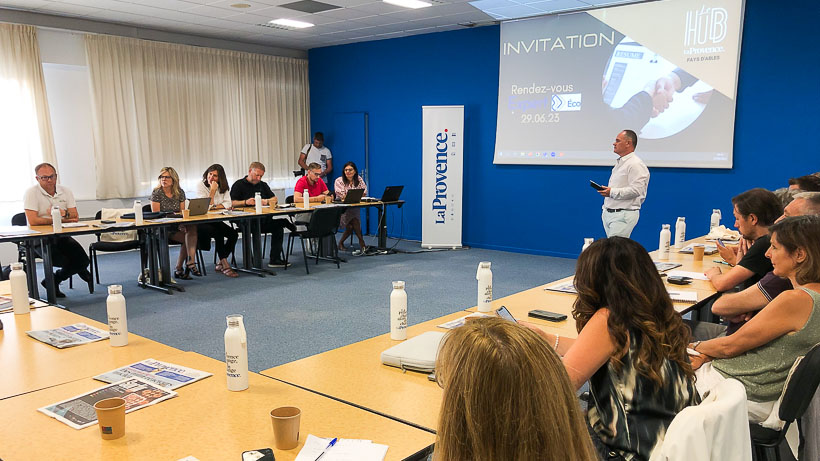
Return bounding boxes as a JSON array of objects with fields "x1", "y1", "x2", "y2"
[
  {"x1": 298, "y1": 132, "x2": 332, "y2": 181},
  {"x1": 23, "y1": 163, "x2": 92, "y2": 297},
  {"x1": 294, "y1": 163, "x2": 331, "y2": 203},
  {"x1": 230, "y1": 162, "x2": 293, "y2": 268},
  {"x1": 599, "y1": 130, "x2": 650, "y2": 238}
]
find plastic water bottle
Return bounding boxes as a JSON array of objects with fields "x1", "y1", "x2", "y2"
[
  {"x1": 659, "y1": 224, "x2": 671, "y2": 260},
  {"x1": 10, "y1": 262, "x2": 29, "y2": 315},
  {"x1": 303, "y1": 189, "x2": 310, "y2": 209},
  {"x1": 582, "y1": 238, "x2": 594, "y2": 252},
  {"x1": 134, "y1": 200, "x2": 143, "y2": 226},
  {"x1": 106, "y1": 285, "x2": 128, "y2": 346},
  {"x1": 390, "y1": 281, "x2": 407, "y2": 340},
  {"x1": 674, "y1": 217, "x2": 686, "y2": 249},
  {"x1": 477, "y1": 261, "x2": 493, "y2": 313},
  {"x1": 51, "y1": 206, "x2": 62, "y2": 233},
  {"x1": 225, "y1": 314, "x2": 249, "y2": 391},
  {"x1": 254, "y1": 192, "x2": 262, "y2": 214},
  {"x1": 710, "y1": 209, "x2": 721, "y2": 231}
]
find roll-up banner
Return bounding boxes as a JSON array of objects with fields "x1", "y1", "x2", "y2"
[{"x1": 422, "y1": 105, "x2": 463, "y2": 249}]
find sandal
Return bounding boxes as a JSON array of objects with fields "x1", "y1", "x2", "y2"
[
  {"x1": 186, "y1": 262, "x2": 202, "y2": 277},
  {"x1": 215, "y1": 263, "x2": 223, "y2": 272},
  {"x1": 175, "y1": 267, "x2": 192, "y2": 280},
  {"x1": 221, "y1": 266, "x2": 239, "y2": 278}
]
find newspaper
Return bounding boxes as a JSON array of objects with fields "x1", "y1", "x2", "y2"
[
  {"x1": 544, "y1": 280, "x2": 577, "y2": 294},
  {"x1": 94, "y1": 359, "x2": 212, "y2": 390},
  {"x1": 0, "y1": 296, "x2": 46, "y2": 314},
  {"x1": 654, "y1": 262, "x2": 683, "y2": 272},
  {"x1": 26, "y1": 323, "x2": 109, "y2": 349},
  {"x1": 38, "y1": 377, "x2": 177, "y2": 430}
]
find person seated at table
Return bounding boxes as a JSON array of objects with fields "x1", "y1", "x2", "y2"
[
  {"x1": 690, "y1": 215, "x2": 820, "y2": 421},
  {"x1": 525, "y1": 237, "x2": 699, "y2": 460},
  {"x1": 294, "y1": 162, "x2": 330, "y2": 203},
  {"x1": 230, "y1": 161, "x2": 293, "y2": 268},
  {"x1": 23, "y1": 162, "x2": 93, "y2": 297},
  {"x1": 787, "y1": 174, "x2": 820, "y2": 192},
  {"x1": 196, "y1": 164, "x2": 238, "y2": 278},
  {"x1": 433, "y1": 317, "x2": 596, "y2": 461},
  {"x1": 334, "y1": 161, "x2": 367, "y2": 253},
  {"x1": 150, "y1": 166, "x2": 200, "y2": 279},
  {"x1": 707, "y1": 188, "x2": 782, "y2": 292},
  {"x1": 700, "y1": 192, "x2": 820, "y2": 339}
]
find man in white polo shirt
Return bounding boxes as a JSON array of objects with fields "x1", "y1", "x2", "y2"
[
  {"x1": 298, "y1": 132, "x2": 333, "y2": 181},
  {"x1": 598, "y1": 130, "x2": 650, "y2": 238},
  {"x1": 23, "y1": 163, "x2": 92, "y2": 297}
]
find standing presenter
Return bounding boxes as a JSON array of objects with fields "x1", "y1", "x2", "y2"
[{"x1": 598, "y1": 129, "x2": 650, "y2": 238}]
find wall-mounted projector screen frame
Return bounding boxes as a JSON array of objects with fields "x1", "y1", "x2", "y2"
[{"x1": 493, "y1": 0, "x2": 745, "y2": 169}]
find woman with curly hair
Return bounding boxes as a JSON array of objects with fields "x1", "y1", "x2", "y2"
[
  {"x1": 434, "y1": 317, "x2": 596, "y2": 461},
  {"x1": 527, "y1": 237, "x2": 698, "y2": 460}
]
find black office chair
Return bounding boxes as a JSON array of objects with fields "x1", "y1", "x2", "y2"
[
  {"x1": 750, "y1": 342, "x2": 820, "y2": 461},
  {"x1": 11, "y1": 212, "x2": 73, "y2": 289},
  {"x1": 88, "y1": 210, "x2": 143, "y2": 291},
  {"x1": 293, "y1": 206, "x2": 343, "y2": 274},
  {"x1": 283, "y1": 194, "x2": 310, "y2": 261}
]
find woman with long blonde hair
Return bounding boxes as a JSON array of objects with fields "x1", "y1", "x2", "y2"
[
  {"x1": 150, "y1": 166, "x2": 200, "y2": 279},
  {"x1": 434, "y1": 317, "x2": 596, "y2": 461}
]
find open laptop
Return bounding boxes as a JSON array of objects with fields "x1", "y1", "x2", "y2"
[
  {"x1": 187, "y1": 197, "x2": 212, "y2": 216},
  {"x1": 339, "y1": 188, "x2": 365, "y2": 204},
  {"x1": 380, "y1": 186, "x2": 404, "y2": 202}
]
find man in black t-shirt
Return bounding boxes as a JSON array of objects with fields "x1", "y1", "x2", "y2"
[
  {"x1": 706, "y1": 188, "x2": 781, "y2": 292},
  {"x1": 230, "y1": 162, "x2": 294, "y2": 268}
]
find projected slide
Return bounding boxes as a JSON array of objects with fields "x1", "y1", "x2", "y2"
[{"x1": 493, "y1": 0, "x2": 744, "y2": 168}]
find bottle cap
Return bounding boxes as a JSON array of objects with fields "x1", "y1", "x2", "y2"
[
  {"x1": 479, "y1": 261, "x2": 491, "y2": 269},
  {"x1": 226, "y1": 314, "x2": 243, "y2": 327},
  {"x1": 662, "y1": 224, "x2": 670, "y2": 229},
  {"x1": 108, "y1": 284, "x2": 122, "y2": 295},
  {"x1": 392, "y1": 281, "x2": 405, "y2": 289},
  {"x1": 10, "y1": 262, "x2": 23, "y2": 271},
  {"x1": 584, "y1": 238, "x2": 594, "y2": 244}
]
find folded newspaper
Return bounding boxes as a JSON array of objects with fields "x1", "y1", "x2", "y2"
[
  {"x1": 94, "y1": 359, "x2": 212, "y2": 390},
  {"x1": 26, "y1": 323, "x2": 109, "y2": 348},
  {"x1": 38, "y1": 377, "x2": 177, "y2": 430},
  {"x1": 544, "y1": 280, "x2": 577, "y2": 294}
]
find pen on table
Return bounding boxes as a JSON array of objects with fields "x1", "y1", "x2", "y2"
[
  {"x1": 314, "y1": 437, "x2": 338, "y2": 461},
  {"x1": 712, "y1": 259, "x2": 733, "y2": 266}
]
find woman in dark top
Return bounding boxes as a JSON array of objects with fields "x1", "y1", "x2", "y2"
[
  {"x1": 150, "y1": 166, "x2": 200, "y2": 279},
  {"x1": 526, "y1": 237, "x2": 698, "y2": 460}
]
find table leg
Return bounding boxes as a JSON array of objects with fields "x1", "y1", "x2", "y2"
[
  {"x1": 24, "y1": 241, "x2": 39, "y2": 298},
  {"x1": 40, "y1": 238, "x2": 56, "y2": 304},
  {"x1": 157, "y1": 225, "x2": 184, "y2": 292}
]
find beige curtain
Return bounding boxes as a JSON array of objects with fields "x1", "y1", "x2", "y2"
[
  {"x1": 84, "y1": 34, "x2": 310, "y2": 199},
  {"x1": 0, "y1": 23, "x2": 57, "y2": 202}
]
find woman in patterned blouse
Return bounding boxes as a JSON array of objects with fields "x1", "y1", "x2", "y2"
[
  {"x1": 150, "y1": 166, "x2": 200, "y2": 279},
  {"x1": 334, "y1": 161, "x2": 368, "y2": 253}
]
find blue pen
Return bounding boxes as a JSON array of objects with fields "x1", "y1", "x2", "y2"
[{"x1": 314, "y1": 438, "x2": 338, "y2": 461}]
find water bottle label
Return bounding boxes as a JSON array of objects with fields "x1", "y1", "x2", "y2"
[{"x1": 396, "y1": 308, "x2": 407, "y2": 329}]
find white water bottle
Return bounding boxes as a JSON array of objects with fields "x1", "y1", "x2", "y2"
[
  {"x1": 134, "y1": 200, "x2": 143, "y2": 226},
  {"x1": 582, "y1": 238, "x2": 594, "y2": 252},
  {"x1": 390, "y1": 281, "x2": 407, "y2": 340},
  {"x1": 659, "y1": 224, "x2": 671, "y2": 260},
  {"x1": 303, "y1": 189, "x2": 310, "y2": 209},
  {"x1": 106, "y1": 285, "x2": 128, "y2": 346},
  {"x1": 51, "y1": 206, "x2": 62, "y2": 233},
  {"x1": 10, "y1": 262, "x2": 29, "y2": 315},
  {"x1": 674, "y1": 217, "x2": 686, "y2": 249},
  {"x1": 710, "y1": 209, "x2": 721, "y2": 231},
  {"x1": 254, "y1": 192, "x2": 262, "y2": 214},
  {"x1": 225, "y1": 314, "x2": 249, "y2": 391},
  {"x1": 476, "y1": 261, "x2": 493, "y2": 313}
]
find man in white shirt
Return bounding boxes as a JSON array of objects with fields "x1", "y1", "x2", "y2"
[
  {"x1": 598, "y1": 130, "x2": 650, "y2": 238},
  {"x1": 298, "y1": 132, "x2": 332, "y2": 180},
  {"x1": 23, "y1": 163, "x2": 92, "y2": 297}
]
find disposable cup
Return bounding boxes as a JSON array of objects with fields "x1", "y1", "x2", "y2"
[
  {"x1": 271, "y1": 406, "x2": 301, "y2": 450},
  {"x1": 693, "y1": 245, "x2": 705, "y2": 261},
  {"x1": 94, "y1": 397, "x2": 126, "y2": 440},
  {"x1": 182, "y1": 209, "x2": 190, "y2": 219}
]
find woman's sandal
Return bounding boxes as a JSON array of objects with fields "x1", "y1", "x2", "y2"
[
  {"x1": 186, "y1": 262, "x2": 202, "y2": 277},
  {"x1": 221, "y1": 266, "x2": 239, "y2": 278},
  {"x1": 215, "y1": 263, "x2": 223, "y2": 272},
  {"x1": 174, "y1": 267, "x2": 192, "y2": 280}
]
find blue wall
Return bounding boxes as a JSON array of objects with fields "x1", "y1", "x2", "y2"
[{"x1": 308, "y1": 0, "x2": 819, "y2": 258}]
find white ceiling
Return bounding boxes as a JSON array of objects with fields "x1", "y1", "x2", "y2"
[{"x1": 0, "y1": 0, "x2": 646, "y2": 51}]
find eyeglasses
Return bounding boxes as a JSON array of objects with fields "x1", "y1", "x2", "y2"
[
  {"x1": 159, "y1": 175, "x2": 172, "y2": 180},
  {"x1": 37, "y1": 174, "x2": 57, "y2": 181}
]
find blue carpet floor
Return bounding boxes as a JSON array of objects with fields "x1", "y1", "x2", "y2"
[{"x1": 47, "y1": 237, "x2": 577, "y2": 371}]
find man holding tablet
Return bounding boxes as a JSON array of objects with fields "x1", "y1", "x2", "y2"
[{"x1": 597, "y1": 130, "x2": 649, "y2": 238}]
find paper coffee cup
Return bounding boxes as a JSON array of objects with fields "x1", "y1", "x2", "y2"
[
  {"x1": 271, "y1": 406, "x2": 301, "y2": 450},
  {"x1": 693, "y1": 245, "x2": 705, "y2": 261},
  {"x1": 94, "y1": 397, "x2": 126, "y2": 440},
  {"x1": 182, "y1": 209, "x2": 190, "y2": 218}
]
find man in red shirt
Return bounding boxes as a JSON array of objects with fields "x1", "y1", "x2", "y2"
[{"x1": 294, "y1": 163, "x2": 330, "y2": 203}]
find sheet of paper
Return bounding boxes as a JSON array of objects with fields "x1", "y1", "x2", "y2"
[
  {"x1": 666, "y1": 289, "x2": 698, "y2": 302},
  {"x1": 667, "y1": 270, "x2": 709, "y2": 281},
  {"x1": 295, "y1": 435, "x2": 388, "y2": 461}
]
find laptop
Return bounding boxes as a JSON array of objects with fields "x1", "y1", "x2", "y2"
[
  {"x1": 187, "y1": 197, "x2": 212, "y2": 216},
  {"x1": 380, "y1": 186, "x2": 404, "y2": 202},
  {"x1": 341, "y1": 188, "x2": 365, "y2": 204}
]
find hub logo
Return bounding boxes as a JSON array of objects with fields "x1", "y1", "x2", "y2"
[
  {"x1": 685, "y1": 6, "x2": 727, "y2": 47},
  {"x1": 551, "y1": 93, "x2": 582, "y2": 112}
]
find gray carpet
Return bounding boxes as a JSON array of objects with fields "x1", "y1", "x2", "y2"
[{"x1": 45, "y1": 236, "x2": 577, "y2": 372}]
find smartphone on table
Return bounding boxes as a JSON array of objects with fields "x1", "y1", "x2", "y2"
[{"x1": 496, "y1": 306, "x2": 516, "y2": 322}]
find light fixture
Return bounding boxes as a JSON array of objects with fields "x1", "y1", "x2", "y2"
[
  {"x1": 268, "y1": 18, "x2": 315, "y2": 28},
  {"x1": 230, "y1": 3, "x2": 252, "y2": 8},
  {"x1": 383, "y1": 0, "x2": 432, "y2": 9}
]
